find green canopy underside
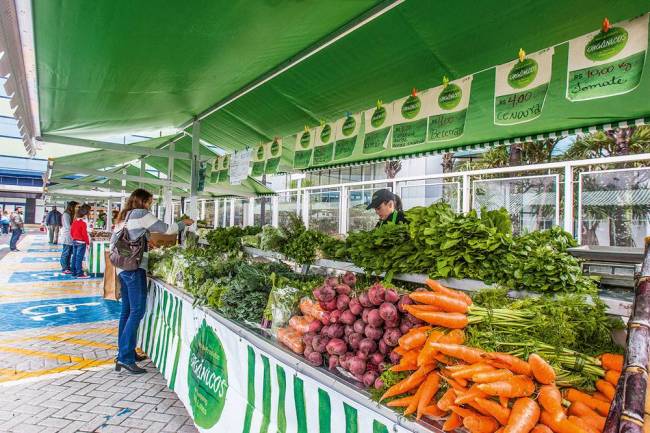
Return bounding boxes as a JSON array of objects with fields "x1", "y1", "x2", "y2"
[{"x1": 34, "y1": 0, "x2": 650, "y2": 170}]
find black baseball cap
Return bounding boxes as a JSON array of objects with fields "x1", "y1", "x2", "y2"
[{"x1": 366, "y1": 189, "x2": 395, "y2": 210}]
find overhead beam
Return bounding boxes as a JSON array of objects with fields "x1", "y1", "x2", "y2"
[
  {"x1": 51, "y1": 163, "x2": 188, "y2": 189},
  {"x1": 39, "y1": 133, "x2": 192, "y2": 160},
  {"x1": 177, "y1": 0, "x2": 404, "y2": 129}
]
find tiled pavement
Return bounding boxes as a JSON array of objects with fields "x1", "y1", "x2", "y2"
[{"x1": 0, "y1": 234, "x2": 197, "y2": 433}]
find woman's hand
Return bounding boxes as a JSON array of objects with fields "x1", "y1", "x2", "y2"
[{"x1": 182, "y1": 218, "x2": 194, "y2": 226}]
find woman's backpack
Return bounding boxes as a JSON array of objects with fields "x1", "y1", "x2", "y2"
[{"x1": 109, "y1": 212, "x2": 145, "y2": 271}]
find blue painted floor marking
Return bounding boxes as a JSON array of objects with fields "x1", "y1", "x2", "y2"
[
  {"x1": 21, "y1": 256, "x2": 60, "y2": 263},
  {"x1": 26, "y1": 248, "x2": 61, "y2": 253},
  {"x1": 9, "y1": 270, "x2": 100, "y2": 283},
  {"x1": 0, "y1": 296, "x2": 121, "y2": 332}
]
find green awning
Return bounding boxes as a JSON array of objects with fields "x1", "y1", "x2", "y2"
[{"x1": 33, "y1": 1, "x2": 650, "y2": 172}]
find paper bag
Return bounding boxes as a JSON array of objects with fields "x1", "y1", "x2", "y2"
[{"x1": 103, "y1": 250, "x2": 121, "y2": 301}]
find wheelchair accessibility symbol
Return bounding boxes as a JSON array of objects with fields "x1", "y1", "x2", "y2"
[{"x1": 21, "y1": 302, "x2": 101, "y2": 322}]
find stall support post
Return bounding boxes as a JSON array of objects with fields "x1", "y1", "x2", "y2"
[
  {"x1": 200, "y1": 200, "x2": 206, "y2": 221},
  {"x1": 139, "y1": 159, "x2": 146, "y2": 188},
  {"x1": 302, "y1": 189, "x2": 310, "y2": 228},
  {"x1": 164, "y1": 141, "x2": 175, "y2": 225},
  {"x1": 248, "y1": 198, "x2": 255, "y2": 226},
  {"x1": 120, "y1": 168, "x2": 127, "y2": 207},
  {"x1": 564, "y1": 164, "x2": 574, "y2": 238},
  {"x1": 188, "y1": 120, "x2": 201, "y2": 231},
  {"x1": 271, "y1": 195, "x2": 279, "y2": 228},
  {"x1": 340, "y1": 186, "x2": 349, "y2": 235},
  {"x1": 462, "y1": 174, "x2": 471, "y2": 214},
  {"x1": 213, "y1": 200, "x2": 219, "y2": 229},
  {"x1": 229, "y1": 199, "x2": 235, "y2": 226},
  {"x1": 106, "y1": 198, "x2": 112, "y2": 228}
]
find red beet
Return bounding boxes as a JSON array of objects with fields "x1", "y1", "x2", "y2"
[
  {"x1": 324, "y1": 277, "x2": 339, "y2": 287},
  {"x1": 399, "y1": 319, "x2": 413, "y2": 335},
  {"x1": 397, "y1": 294, "x2": 414, "y2": 313},
  {"x1": 364, "y1": 325, "x2": 383, "y2": 340},
  {"x1": 359, "y1": 292, "x2": 372, "y2": 308},
  {"x1": 363, "y1": 371, "x2": 378, "y2": 387},
  {"x1": 329, "y1": 310, "x2": 342, "y2": 323},
  {"x1": 342, "y1": 271, "x2": 357, "y2": 287},
  {"x1": 319, "y1": 286, "x2": 336, "y2": 302},
  {"x1": 389, "y1": 350, "x2": 401, "y2": 364},
  {"x1": 382, "y1": 328, "x2": 401, "y2": 347},
  {"x1": 359, "y1": 338, "x2": 377, "y2": 356},
  {"x1": 369, "y1": 352, "x2": 384, "y2": 365},
  {"x1": 353, "y1": 319, "x2": 366, "y2": 334},
  {"x1": 378, "y1": 302, "x2": 398, "y2": 322},
  {"x1": 367, "y1": 309, "x2": 384, "y2": 327},
  {"x1": 327, "y1": 324, "x2": 344, "y2": 339},
  {"x1": 384, "y1": 289, "x2": 400, "y2": 304},
  {"x1": 344, "y1": 324, "x2": 355, "y2": 337},
  {"x1": 326, "y1": 338, "x2": 347, "y2": 356},
  {"x1": 378, "y1": 339, "x2": 389, "y2": 355},
  {"x1": 362, "y1": 308, "x2": 371, "y2": 323},
  {"x1": 328, "y1": 355, "x2": 339, "y2": 370},
  {"x1": 307, "y1": 351, "x2": 323, "y2": 366},
  {"x1": 335, "y1": 284, "x2": 352, "y2": 296},
  {"x1": 348, "y1": 357, "x2": 367, "y2": 376},
  {"x1": 348, "y1": 332, "x2": 363, "y2": 350},
  {"x1": 320, "y1": 312, "x2": 331, "y2": 325},
  {"x1": 348, "y1": 298, "x2": 363, "y2": 315},
  {"x1": 336, "y1": 294, "x2": 351, "y2": 311},
  {"x1": 374, "y1": 377, "x2": 385, "y2": 390}
]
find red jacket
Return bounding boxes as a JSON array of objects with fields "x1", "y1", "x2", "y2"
[{"x1": 70, "y1": 219, "x2": 90, "y2": 245}]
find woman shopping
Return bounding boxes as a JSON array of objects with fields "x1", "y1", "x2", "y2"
[
  {"x1": 70, "y1": 206, "x2": 91, "y2": 279},
  {"x1": 110, "y1": 188, "x2": 192, "y2": 374},
  {"x1": 366, "y1": 188, "x2": 408, "y2": 227},
  {"x1": 60, "y1": 201, "x2": 79, "y2": 274}
]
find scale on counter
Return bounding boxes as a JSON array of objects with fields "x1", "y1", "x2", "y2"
[{"x1": 568, "y1": 245, "x2": 643, "y2": 289}]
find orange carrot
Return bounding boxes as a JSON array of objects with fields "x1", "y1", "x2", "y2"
[
  {"x1": 393, "y1": 346, "x2": 408, "y2": 356},
  {"x1": 417, "y1": 373, "x2": 441, "y2": 420},
  {"x1": 475, "y1": 397, "x2": 511, "y2": 425},
  {"x1": 467, "y1": 400, "x2": 492, "y2": 417},
  {"x1": 398, "y1": 326, "x2": 432, "y2": 350},
  {"x1": 404, "y1": 379, "x2": 427, "y2": 416},
  {"x1": 477, "y1": 375, "x2": 535, "y2": 398},
  {"x1": 386, "y1": 395, "x2": 414, "y2": 407},
  {"x1": 567, "y1": 416, "x2": 599, "y2": 433},
  {"x1": 537, "y1": 385, "x2": 564, "y2": 422},
  {"x1": 437, "y1": 388, "x2": 457, "y2": 411},
  {"x1": 416, "y1": 330, "x2": 445, "y2": 366},
  {"x1": 455, "y1": 385, "x2": 488, "y2": 405},
  {"x1": 604, "y1": 369, "x2": 621, "y2": 386},
  {"x1": 528, "y1": 354, "x2": 555, "y2": 385},
  {"x1": 443, "y1": 412, "x2": 462, "y2": 431},
  {"x1": 595, "y1": 379, "x2": 615, "y2": 401},
  {"x1": 389, "y1": 363, "x2": 418, "y2": 372},
  {"x1": 452, "y1": 363, "x2": 495, "y2": 380},
  {"x1": 473, "y1": 369, "x2": 514, "y2": 384},
  {"x1": 540, "y1": 411, "x2": 591, "y2": 433},
  {"x1": 464, "y1": 415, "x2": 500, "y2": 433},
  {"x1": 433, "y1": 353, "x2": 453, "y2": 365},
  {"x1": 390, "y1": 349, "x2": 421, "y2": 371},
  {"x1": 592, "y1": 392, "x2": 609, "y2": 402},
  {"x1": 482, "y1": 352, "x2": 532, "y2": 376},
  {"x1": 409, "y1": 291, "x2": 469, "y2": 313},
  {"x1": 564, "y1": 389, "x2": 610, "y2": 417},
  {"x1": 567, "y1": 401, "x2": 605, "y2": 431},
  {"x1": 380, "y1": 363, "x2": 435, "y2": 400},
  {"x1": 500, "y1": 396, "x2": 509, "y2": 408},
  {"x1": 600, "y1": 353, "x2": 623, "y2": 372},
  {"x1": 403, "y1": 307, "x2": 469, "y2": 328},
  {"x1": 407, "y1": 304, "x2": 442, "y2": 312},
  {"x1": 531, "y1": 425, "x2": 553, "y2": 433},
  {"x1": 425, "y1": 279, "x2": 473, "y2": 305},
  {"x1": 450, "y1": 404, "x2": 482, "y2": 419},
  {"x1": 422, "y1": 403, "x2": 445, "y2": 418},
  {"x1": 503, "y1": 398, "x2": 540, "y2": 433},
  {"x1": 429, "y1": 343, "x2": 485, "y2": 363}
]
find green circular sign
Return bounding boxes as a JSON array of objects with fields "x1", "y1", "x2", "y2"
[
  {"x1": 438, "y1": 83, "x2": 462, "y2": 110},
  {"x1": 256, "y1": 145, "x2": 265, "y2": 160},
  {"x1": 300, "y1": 131, "x2": 311, "y2": 149},
  {"x1": 320, "y1": 124, "x2": 332, "y2": 143},
  {"x1": 585, "y1": 27, "x2": 628, "y2": 61},
  {"x1": 270, "y1": 139, "x2": 281, "y2": 156},
  {"x1": 401, "y1": 95, "x2": 421, "y2": 119},
  {"x1": 371, "y1": 106, "x2": 387, "y2": 128},
  {"x1": 188, "y1": 320, "x2": 228, "y2": 429},
  {"x1": 508, "y1": 58, "x2": 538, "y2": 89},
  {"x1": 342, "y1": 116, "x2": 356, "y2": 136}
]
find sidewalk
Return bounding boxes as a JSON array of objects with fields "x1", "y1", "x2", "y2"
[{"x1": 0, "y1": 234, "x2": 197, "y2": 433}]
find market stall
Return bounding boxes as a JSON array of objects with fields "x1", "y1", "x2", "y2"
[{"x1": 88, "y1": 230, "x2": 112, "y2": 276}]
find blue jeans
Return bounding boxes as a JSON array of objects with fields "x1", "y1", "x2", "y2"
[
  {"x1": 1, "y1": 223, "x2": 8, "y2": 234},
  {"x1": 117, "y1": 268, "x2": 148, "y2": 364},
  {"x1": 60, "y1": 244, "x2": 73, "y2": 272},
  {"x1": 71, "y1": 242, "x2": 86, "y2": 276},
  {"x1": 9, "y1": 228, "x2": 21, "y2": 250}
]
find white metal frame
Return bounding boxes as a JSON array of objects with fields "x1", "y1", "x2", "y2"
[
  {"x1": 397, "y1": 180, "x2": 462, "y2": 213},
  {"x1": 472, "y1": 174, "x2": 561, "y2": 230},
  {"x1": 577, "y1": 165, "x2": 650, "y2": 245}
]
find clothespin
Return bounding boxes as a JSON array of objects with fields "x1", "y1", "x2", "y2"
[
  {"x1": 376, "y1": 100, "x2": 383, "y2": 109},
  {"x1": 602, "y1": 17, "x2": 611, "y2": 32},
  {"x1": 411, "y1": 88, "x2": 417, "y2": 97},
  {"x1": 518, "y1": 48, "x2": 526, "y2": 62},
  {"x1": 442, "y1": 76, "x2": 450, "y2": 88}
]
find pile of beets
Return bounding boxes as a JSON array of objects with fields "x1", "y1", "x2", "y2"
[{"x1": 302, "y1": 271, "x2": 421, "y2": 389}]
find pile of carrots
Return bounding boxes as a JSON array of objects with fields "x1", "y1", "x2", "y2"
[{"x1": 378, "y1": 279, "x2": 624, "y2": 433}]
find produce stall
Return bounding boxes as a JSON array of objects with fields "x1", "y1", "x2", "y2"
[
  {"x1": 144, "y1": 203, "x2": 636, "y2": 433},
  {"x1": 88, "y1": 231, "x2": 112, "y2": 276}
]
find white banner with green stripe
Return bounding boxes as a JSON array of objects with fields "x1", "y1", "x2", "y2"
[
  {"x1": 141, "y1": 280, "x2": 416, "y2": 433},
  {"x1": 88, "y1": 240, "x2": 110, "y2": 275}
]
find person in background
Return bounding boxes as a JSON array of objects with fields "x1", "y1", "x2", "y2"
[
  {"x1": 9, "y1": 207, "x2": 24, "y2": 251},
  {"x1": 70, "y1": 206, "x2": 90, "y2": 279},
  {"x1": 0, "y1": 211, "x2": 9, "y2": 234},
  {"x1": 111, "y1": 188, "x2": 192, "y2": 374},
  {"x1": 366, "y1": 189, "x2": 408, "y2": 228},
  {"x1": 96, "y1": 211, "x2": 106, "y2": 230},
  {"x1": 46, "y1": 205, "x2": 63, "y2": 245},
  {"x1": 60, "y1": 201, "x2": 78, "y2": 274}
]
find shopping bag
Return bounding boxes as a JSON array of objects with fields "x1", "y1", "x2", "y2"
[
  {"x1": 39, "y1": 225, "x2": 46, "y2": 232},
  {"x1": 103, "y1": 251, "x2": 121, "y2": 301}
]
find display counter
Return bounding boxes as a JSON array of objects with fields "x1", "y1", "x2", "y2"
[
  {"x1": 142, "y1": 278, "x2": 448, "y2": 433},
  {"x1": 88, "y1": 239, "x2": 111, "y2": 276}
]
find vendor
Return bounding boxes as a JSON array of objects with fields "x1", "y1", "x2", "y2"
[{"x1": 366, "y1": 189, "x2": 407, "y2": 228}]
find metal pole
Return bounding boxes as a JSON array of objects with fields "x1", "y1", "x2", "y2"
[
  {"x1": 189, "y1": 120, "x2": 200, "y2": 231},
  {"x1": 164, "y1": 142, "x2": 175, "y2": 225},
  {"x1": 120, "y1": 168, "x2": 127, "y2": 207},
  {"x1": 139, "y1": 159, "x2": 146, "y2": 188},
  {"x1": 563, "y1": 164, "x2": 574, "y2": 237},
  {"x1": 462, "y1": 174, "x2": 471, "y2": 214}
]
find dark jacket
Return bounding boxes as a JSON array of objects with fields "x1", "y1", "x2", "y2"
[
  {"x1": 46, "y1": 210, "x2": 63, "y2": 226},
  {"x1": 376, "y1": 211, "x2": 408, "y2": 228}
]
